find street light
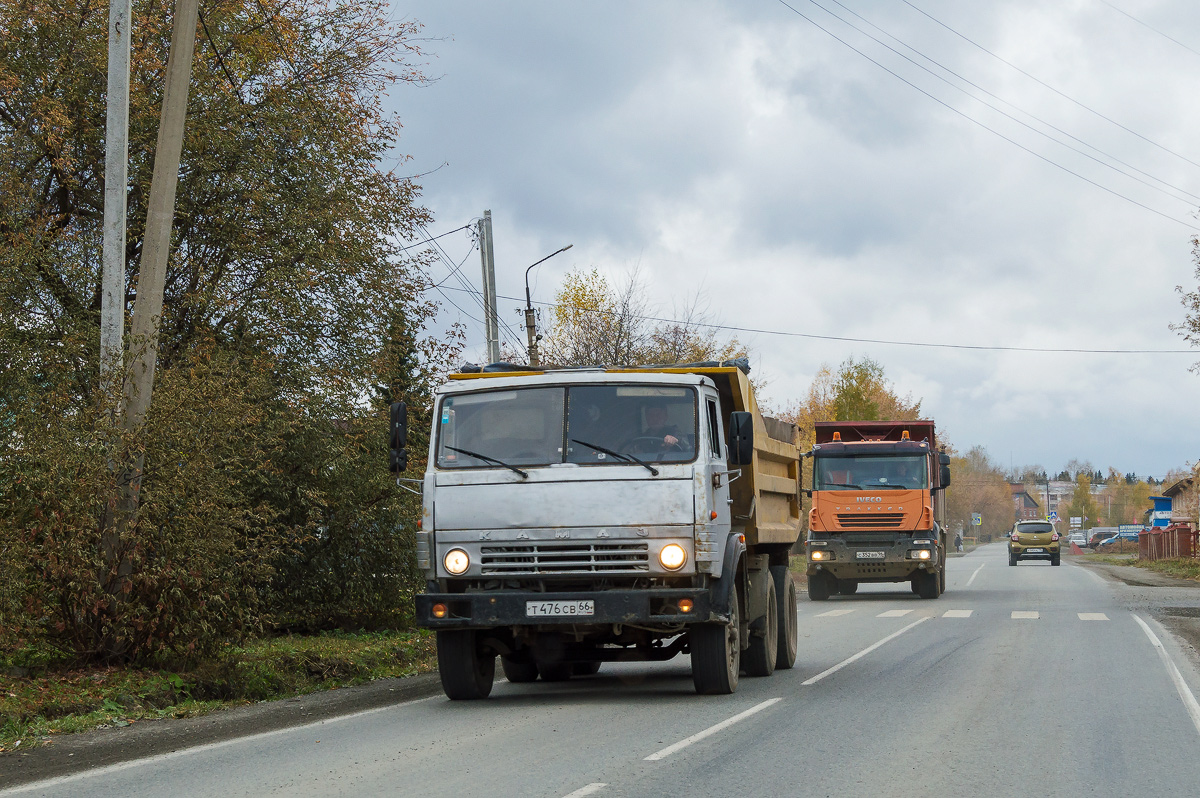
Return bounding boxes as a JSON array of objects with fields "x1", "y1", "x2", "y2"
[{"x1": 523, "y1": 244, "x2": 572, "y2": 367}]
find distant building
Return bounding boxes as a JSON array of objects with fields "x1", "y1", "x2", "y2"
[
  {"x1": 1010, "y1": 484, "x2": 1042, "y2": 521},
  {"x1": 1162, "y1": 470, "x2": 1198, "y2": 526}
]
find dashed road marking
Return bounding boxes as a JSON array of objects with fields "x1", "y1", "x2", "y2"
[
  {"x1": 1078, "y1": 612, "x2": 1109, "y2": 621},
  {"x1": 802, "y1": 617, "x2": 929, "y2": 686},
  {"x1": 1011, "y1": 611, "x2": 1039, "y2": 619},
  {"x1": 965, "y1": 562, "x2": 985, "y2": 587},
  {"x1": 943, "y1": 609, "x2": 973, "y2": 618},
  {"x1": 644, "y1": 698, "x2": 782, "y2": 761},
  {"x1": 815, "y1": 608, "x2": 856, "y2": 617},
  {"x1": 877, "y1": 609, "x2": 914, "y2": 618},
  {"x1": 562, "y1": 784, "x2": 607, "y2": 798}
]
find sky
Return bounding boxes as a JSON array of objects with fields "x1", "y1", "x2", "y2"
[{"x1": 383, "y1": 0, "x2": 1200, "y2": 479}]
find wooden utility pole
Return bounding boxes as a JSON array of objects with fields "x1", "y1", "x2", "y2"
[
  {"x1": 478, "y1": 210, "x2": 501, "y2": 365},
  {"x1": 100, "y1": 0, "x2": 132, "y2": 392}
]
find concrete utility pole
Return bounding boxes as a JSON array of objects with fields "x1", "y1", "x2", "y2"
[
  {"x1": 478, "y1": 211, "x2": 501, "y2": 365},
  {"x1": 100, "y1": 0, "x2": 133, "y2": 391},
  {"x1": 125, "y1": 0, "x2": 201, "y2": 429}
]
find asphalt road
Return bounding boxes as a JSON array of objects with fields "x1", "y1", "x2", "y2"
[{"x1": 5, "y1": 542, "x2": 1200, "y2": 798}]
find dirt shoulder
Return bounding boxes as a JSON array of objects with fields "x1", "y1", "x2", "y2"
[{"x1": 0, "y1": 672, "x2": 442, "y2": 791}]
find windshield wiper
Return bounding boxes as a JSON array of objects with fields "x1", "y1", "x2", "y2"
[
  {"x1": 821, "y1": 483, "x2": 862, "y2": 489},
  {"x1": 444, "y1": 445, "x2": 528, "y2": 479},
  {"x1": 875, "y1": 484, "x2": 911, "y2": 490},
  {"x1": 570, "y1": 439, "x2": 659, "y2": 476}
]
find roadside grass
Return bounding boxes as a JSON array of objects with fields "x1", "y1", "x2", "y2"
[
  {"x1": 0, "y1": 630, "x2": 436, "y2": 753},
  {"x1": 1125, "y1": 557, "x2": 1200, "y2": 581}
]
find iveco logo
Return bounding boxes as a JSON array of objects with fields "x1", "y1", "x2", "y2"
[{"x1": 857, "y1": 497, "x2": 883, "y2": 503}]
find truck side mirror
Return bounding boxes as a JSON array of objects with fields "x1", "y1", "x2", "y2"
[
  {"x1": 389, "y1": 401, "x2": 409, "y2": 473},
  {"x1": 728, "y1": 411, "x2": 754, "y2": 465},
  {"x1": 940, "y1": 465, "x2": 951, "y2": 488}
]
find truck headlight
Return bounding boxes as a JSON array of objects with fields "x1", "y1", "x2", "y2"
[
  {"x1": 659, "y1": 543, "x2": 687, "y2": 571},
  {"x1": 907, "y1": 549, "x2": 932, "y2": 560},
  {"x1": 443, "y1": 548, "x2": 470, "y2": 575},
  {"x1": 810, "y1": 549, "x2": 833, "y2": 561}
]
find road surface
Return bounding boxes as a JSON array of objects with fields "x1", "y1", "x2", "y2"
[{"x1": 6, "y1": 542, "x2": 1200, "y2": 797}]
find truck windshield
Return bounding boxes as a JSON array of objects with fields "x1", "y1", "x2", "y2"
[
  {"x1": 436, "y1": 385, "x2": 697, "y2": 469},
  {"x1": 814, "y1": 454, "x2": 928, "y2": 490}
]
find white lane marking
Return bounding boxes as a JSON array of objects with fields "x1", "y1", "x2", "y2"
[
  {"x1": 802, "y1": 617, "x2": 929, "y2": 686},
  {"x1": 0, "y1": 693, "x2": 443, "y2": 796},
  {"x1": 1011, "y1": 611, "x2": 1039, "y2": 619},
  {"x1": 643, "y1": 698, "x2": 782, "y2": 761},
  {"x1": 562, "y1": 784, "x2": 607, "y2": 798},
  {"x1": 816, "y1": 608, "x2": 856, "y2": 617},
  {"x1": 1084, "y1": 568, "x2": 1106, "y2": 586},
  {"x1": 943, "y1": 610, "x2": 973, "y2": 618},
  {"x1": 877, "y1": 609, "x2": 913, "y2": 618},
  {"x1": 965, "y1": 562, "x2": 985, "y2": 587},
  {"x1": 1079, "y1": 613, "x2": 1109, "y2": 621},
  {"x1": 1132, "y1": 613, "x2": 1200, "y2": 739}
]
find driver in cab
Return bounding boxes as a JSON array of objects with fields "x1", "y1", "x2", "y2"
[{"x1": 642, "y1": 403, "x2": 681, "y2": 449}]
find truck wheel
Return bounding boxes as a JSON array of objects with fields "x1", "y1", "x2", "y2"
[
  {"x1": 837, "y1": 579, "x2": 859, "y2": 595},
  {"x1": 572, "y1": 661, "x2": 602, "y2": 676},
  {"x1": 437, "y1": 630, "x2": 495, "y2": 700},
  {"x1": 744, "y1": 577, "x2": 777, "y2": 677},
  {"x1": 807, "y1": 572, "x2": 832, "y2": 601},
  {"x1": 500, "y1": 655, "x2": 539, "y2": 683},
  {"x1": 771, "y1": 565, "x2": 798, "y2": 670},
  {"x1": 938, "y1": 567, "x2": 946, "y2": 595},
  {"x1": 910, "y1": 578, "x2": 920, "y2": 594},
  {"x1": 917, "y1": 569, "x2": 940, "y2": 599},
  {"x1": 536, "y1": 661, "x2": 573, "y2": 682},
  {"x1": 691, "y1": 585, "x2": 741, "y2": 694}
]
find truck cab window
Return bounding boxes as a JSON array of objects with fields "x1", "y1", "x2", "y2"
[
  {"x1": 437, "y1": 388, "x2": 565, "y2": 469},
  {"x1": 706, "y1": 399, "x2": 721, "y2": 457},
  {"x1": 566, "y1": 385, "x2": 697, "y2": 464}
]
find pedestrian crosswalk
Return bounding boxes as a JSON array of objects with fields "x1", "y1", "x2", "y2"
[{"x1": 811, "y1": 608, "x2": 1112, "y2": 621}]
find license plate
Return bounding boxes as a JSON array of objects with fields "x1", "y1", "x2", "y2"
[
  {"x1": 855, "y1": 551, "x2": 886, "y2": 560},
  {"x1": 526, "y1": 600, "x2": 594, "y2": 618},
  {"x1": 1026, "y1": 547, "x2": 1044, "y2": 553}
]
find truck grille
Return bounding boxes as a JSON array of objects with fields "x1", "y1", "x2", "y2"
[
  {"x1": 836, "y1": 513, "x2": 905, "y2": 529},
  {"x1": 480, "y1": 542, "x2": 650, "y2": 574}
]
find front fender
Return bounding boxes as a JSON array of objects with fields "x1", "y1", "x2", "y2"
[{"x1": 708, "y1": 533, "x2": 746, "y2": 617}]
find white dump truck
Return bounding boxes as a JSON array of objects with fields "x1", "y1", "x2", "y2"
[{"x1": 389, "y1": 360, "x2": 802, "y2": 698}]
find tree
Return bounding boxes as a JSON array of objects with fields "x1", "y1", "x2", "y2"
[
  {"x1": 944, "y1": 445, "x2": 1015, "y2": 540},
  {"x1": 1062, "y1": 472, "x2": 1101, "y2": 529},
  {"x1": 1173, "y1": 236, "x2": 1200, "y2": 372},
  {"x1": 1, "y1": 0, "x2": 440, "y2": 661}
]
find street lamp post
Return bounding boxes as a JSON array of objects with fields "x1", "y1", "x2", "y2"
[{"x1": 523, "y1": 244, "x2": 572, "y2": 367}]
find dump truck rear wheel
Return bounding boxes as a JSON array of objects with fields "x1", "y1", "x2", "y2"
[
  {"x1": 744, "y1": 577, "x2": 777, "y2": 677},
  {"x1": 437, "y1": 630, "x2": 495, "y2": 700},
  {"x1": 807, "y1": 572, "x2": 833, "y2": 601},
  {"x1": 500, "y1": 655, "x2": 539, "y2": 683},
  {"x1": 691, "y1": 585, "x2": 741, "y2": 694},
  {"x1": 771, "y1": 565, "x2": 798, "y2": 670},
  {"x1": 536, "y1": 661, "x2": 573, "y2": 682}
]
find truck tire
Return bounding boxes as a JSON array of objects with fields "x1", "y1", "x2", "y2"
[
  {"x1": 437, "y1": 630, "x2": 495, "y2": 700},
  {"x1": 938, "y1": 567, "x2": 946, "y2": 595},
  {"x1": 691, "y1": 584, "x2": 741, "y2": 695},
  {"x1": 837, "y1": 579, "x2": 859, "y2": 595},
  {"x1": 917, "y1": 569, "x2": 940, "y2": 599},
  {"x1": 771, "y1": 565, "x2": 798, "y2": 670},
  {"x1": 536, "y1": 661, "x2": 573, "y2": 682},
  {"x1": 910, "y1": 578, "x2": 920, "y2": 594},
  {"x1": 744, "y1": 577, "x2": 777, "y2": 677},
  {"x1": 500, "y1": 655, "x2": 539, "y2": 683},
  {"x1": 573, "y1": 661, "x2": 602, "y2": 676},
  {"x1": 807, "y1": 571, "x2": 833, "y2": 601}
]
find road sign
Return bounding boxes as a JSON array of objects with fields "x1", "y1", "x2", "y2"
[
  {"x1": 1070, "y1": 516, "x2": 1082, "y2": 526},
  {"x1": 1118, "y1": 524, "x2": 1142, "y2": 534},
  {"x1": 1049, "y1": 511, "x2": 1058, "y2": 522},
  {"x1": 971, "y1": 513, "x2": 981, "y2": 526}
]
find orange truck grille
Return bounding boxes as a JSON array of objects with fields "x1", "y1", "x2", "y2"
[{"x1": 835, "y1": 513, "x2": 906, "y2": 529}]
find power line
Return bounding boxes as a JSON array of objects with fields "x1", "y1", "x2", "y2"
[
  {"x1": 773, "y1": 0, "x2": 1200, "y2": 230},
  {"x1": 399, "y1": 223, "x2": 472, "y2": 252},
  {"x1": 1099, "y1": 0, "x2": 1200, "y2": 60},
  {"x1": 901, "y1": 0, "x2": 1200, "y2": 172},
  {"x1": 439, "y1": 284, "x2": 1196, "y2": 355},
  {"x1": 812, "y1": 0, "x2": 1200, "y2": 207}
]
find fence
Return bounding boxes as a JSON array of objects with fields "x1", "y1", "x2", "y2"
[{"x1": 1138, "y1": 521, "x2": 1197, "y2": 561}]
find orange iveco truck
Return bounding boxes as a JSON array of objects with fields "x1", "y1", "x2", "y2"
[{"x1": 805, "y1": 420, "x2": 951, "y2": 600}]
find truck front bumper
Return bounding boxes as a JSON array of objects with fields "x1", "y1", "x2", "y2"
[
  {"x1": 807, "y1": 538, "x2": 941, "y2": 582},
  {"x1": 415, "y1": 588, "x2": 714, "y2": 629}
]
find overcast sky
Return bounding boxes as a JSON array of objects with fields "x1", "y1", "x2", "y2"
[{"x1": 384, "y1": 0, "x2": 1200, "y2": 479}]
